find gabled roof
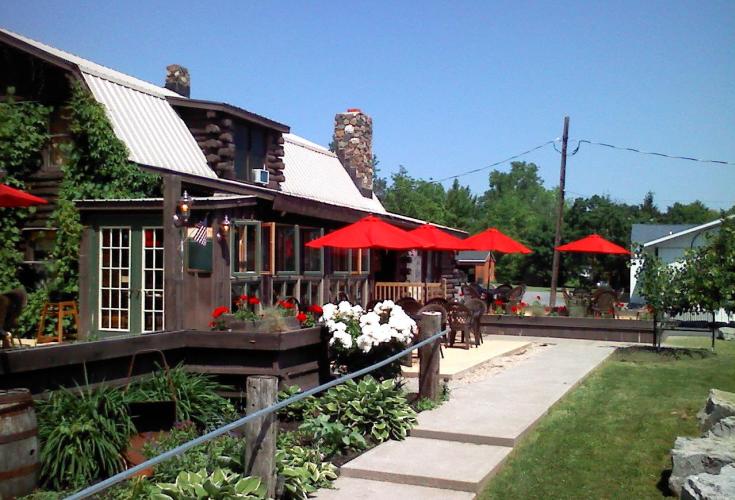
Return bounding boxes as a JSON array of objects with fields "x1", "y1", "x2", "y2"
[
  {"x1": 281, "y1": 133, "x2": 386, "y2": 214},
  {"x1": 642, "y1": 218, "x2": 724, "y2": 247},
  {"x1": 0, "y1": 28, "x2": 216, "y2": 179},
  {"x1": 630, "y1": 223, "x2": 697, "y2": 245}
]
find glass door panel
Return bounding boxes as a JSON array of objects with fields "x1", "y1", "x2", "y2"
[
  {"x1": 142, "y1": 228, "x2": 165, "y2": 332},
  {"x1": 99, "y1": 227, "x2": 130, "y2": 331}
]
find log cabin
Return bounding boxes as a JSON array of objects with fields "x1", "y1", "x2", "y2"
[{"x1": 0, "y1": 28, "x2": 465, "y2": 338}]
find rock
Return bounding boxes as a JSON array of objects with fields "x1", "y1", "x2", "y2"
[
  {"x1": 709, "y1": 417, "x2": 735, "y2": 439},
  {"x1": 681, "y1": 463, "x2": 735, "y2": 500},
  {"x1": 698, "y1": 389, "x2": 735, "y2": 433},
  {"x1": 718, "y1": 327, "x2": 735, "y2": 341},
  {"x1": 669, "y1": 436, "x2": 735, "y2": 496}
]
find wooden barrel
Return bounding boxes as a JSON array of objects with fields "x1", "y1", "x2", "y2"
[{"x1": 0, "y1": 389, "x2": 39, "y2": 499}]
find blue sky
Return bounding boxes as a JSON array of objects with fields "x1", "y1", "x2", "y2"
[{"x1": 3, "y1": 0, "x2": 734, "y2": 209}]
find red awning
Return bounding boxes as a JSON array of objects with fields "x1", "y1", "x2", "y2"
[
  {"x1": 555, "y1": 234, "x2": 630, "y2": 255},
  {"x1": 408, "y1": 224, "x2": 466, "y2": 251},
  {"x1": 0, "y1": 183, "x2": 48, "y2": 208},
  {"x1": 460, "y1": 228, "x2": 533, "y2": 254},
  {"x1": 305, "y1": 215, "x2": 427, "y2": 250}
]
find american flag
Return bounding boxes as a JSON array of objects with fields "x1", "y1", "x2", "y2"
[{"x1": 192, "y1": 217, "x2": 208, "y2": 246}]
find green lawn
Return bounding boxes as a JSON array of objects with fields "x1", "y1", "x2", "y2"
[{"x1": 480, "y1": 337, "x2": 735, "y2": 499}]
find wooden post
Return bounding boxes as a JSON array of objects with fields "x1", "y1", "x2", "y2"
[
  {"x1": 163, "y1": 175, "x2": 184, "y2": 331},
  {"x1": 418, "y1": 311, "x2": 441, "y2": 401},
  {"x1": 244, "y1": 376, "x2": 278, "y2": 498},
  {"x1": 549, "y1": 116, "x2": 570, "y2": 308},
  {"x1": 77, "y1": 226, "x2": 93, "y2": 340}
]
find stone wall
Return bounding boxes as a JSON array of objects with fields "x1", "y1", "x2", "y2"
[{"x1": 333, "y1": 109, "x2": 373, "y2": 196}]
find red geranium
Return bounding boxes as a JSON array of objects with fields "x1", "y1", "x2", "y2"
[
  {"x1": 308, "y1": 304, "x2": 323, "y2": 315},
  {"x1": 212, "y1": 306, "x2": 229, "y2": 318},
  {"x1": 296, "y1": 312, "x2": 308, "y2": 323},
  {"x1": 494, "y1": 299, "x2": 503, "y2": 306},
  {"x1": 249, "y1": 297, "x2": 260, "y2": 305},
  {"x1": 279, "y1": 300, "x2": 295, "y2": 309},
  {"x1": 238, "y1": 294, "x2": 248, "y2": 303},
  {"x1": 511, "y1": 305, "x2": 518, "y2": 314},
  {"x1": 520, "y1": 301, "x2": 527, "y2": 308}
]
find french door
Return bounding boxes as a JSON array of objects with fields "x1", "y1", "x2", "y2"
[{"x1": 97, "y1": 226, "x2": 164, "y2": 334}]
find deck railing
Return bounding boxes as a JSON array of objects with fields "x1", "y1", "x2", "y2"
[{"x1": 373, "y1": 280, "x2": 447, "y2": 303}]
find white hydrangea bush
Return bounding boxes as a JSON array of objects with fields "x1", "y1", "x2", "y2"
[{"x1": 323, "y1": 300, "x2": 418, "y2": 377}]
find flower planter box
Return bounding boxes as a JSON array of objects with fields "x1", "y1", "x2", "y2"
[
  {"x1": 221, "y1": 315, "x2": 301, "y2": 333},
  {"x1": 480, "y1": 314, "x2": 654, "y2": 343},
  {"x1": 0, "y1": 328, "x2": 329, "y2": 395}
]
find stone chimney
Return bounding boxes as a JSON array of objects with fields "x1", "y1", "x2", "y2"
[
  {"x1": 333, "y1": 109, "x2": 373, "y2": 197},
  {"x1": 165, "y1": 64, "x2": 190, "y2": 97}
]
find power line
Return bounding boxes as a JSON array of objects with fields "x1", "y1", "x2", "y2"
[
  {"x1": 433, "y1": 139, "x2": 556, "y2": 183},
  {"x1": 566, "y1": 139, "x2": 735, "y2": 165}
]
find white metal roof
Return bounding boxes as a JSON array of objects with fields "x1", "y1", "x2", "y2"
[
  {"x1": 2, "y1": 28, "x2": 215, "y2": 179},
  {"x1": 83, "y1": 74, "x2": 215, "y2": 178},
  {"x1": 643, "y1": 218, "x2": 725, "y2": 247},
  {"x1": 1, "y1": 28, "x2": 179, "y2": 98},
  {"x1": 281, "y1": 133, "x2": 386, "y2": 213}
]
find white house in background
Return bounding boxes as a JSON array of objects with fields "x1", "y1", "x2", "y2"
[{"x1": 630, "y1": 218, "x2": 733, "y2": 322}]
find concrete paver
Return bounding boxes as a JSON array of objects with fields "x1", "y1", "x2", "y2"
[
  {"x1": 315, "y1": 477, "x2": 476, "y2": 500},
  {"x1": 411, "y1": 337, "x2": 617, "y2": 446},
  {"x1": 341, "y1": 437, "x2": 511, "y2": 492},
  {"x1": 401, "y1": 338, "x2": 530, "y2": 379}
]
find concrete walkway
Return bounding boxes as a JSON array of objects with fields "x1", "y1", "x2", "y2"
[{"x1": 316, "y1": 337, "x2": 619, "y2": 499}]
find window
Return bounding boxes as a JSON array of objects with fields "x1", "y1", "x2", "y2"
[
  {"x1": 261, "y1": 223, "x2": 274, "y2": 274},
  {"x1": 142, "y1": 228, "x2": 165, "y2": 332},
  {"x1": 331, "y1": 248, "x2": 349, "y2": 274},
  {"x1": 275, "y1": 224, "x2": 297, "y2": 274},
  {"x1": 300, "y1": 227, "x2": 323, "y2": 274},
  {"x1": 99, "y1": 227, "x2": 130, "y2": 331},
  {"x1": 234, "y1": 124, "x2": 267, "y2": 182},
  {"x1": 232, "y1": 221, "x2": 259, "y2": 275}
]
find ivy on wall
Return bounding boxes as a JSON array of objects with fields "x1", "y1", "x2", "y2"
[
  {"x1": 0, "y1": 88, "x2": 50, "y2": 291},
  {"x1": 1, "y1": 79, "x2": 160, "y2": 336}
]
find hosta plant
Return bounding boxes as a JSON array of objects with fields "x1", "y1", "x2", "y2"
[
  {"x1": 276, "y1": 445, "x2": 337, "y2": 500},
  {"x1": 153, "y1": 468, "x2": 266, "y2": 499},
  {"x1": 298, "y1": 414, "x2": 367, "y2": 457},
  {"x1": 316, "y1": 376, "x2": 417, "y2": 442},
  {"x1": 277, "y1": 385, "x2": 318, "y2": 422}
]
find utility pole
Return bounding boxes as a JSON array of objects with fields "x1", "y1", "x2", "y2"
[{"x1": 549, "y1": 116, "x2": 569, "y2": 308}]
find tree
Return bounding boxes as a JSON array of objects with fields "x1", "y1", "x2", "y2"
[
  {"x1": 637, "y1": 191, "x2": 661, "y2": 223},
  {"x1": 634, "y1": 248, "x2": 680, "y2": 348},
  {"x1": 660, "y1": 201, "x2": 718, "y2": 224},
  {"x1": 381, "y1": 166, "x2": 447, "y2": 224},
  {"x1": 444, "y1": 179, "x2": 477, "y2": 232},
  {"x1": 477, "y1": 162, "x2": 556, "y2": 284}
]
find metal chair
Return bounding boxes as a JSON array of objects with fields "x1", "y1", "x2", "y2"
[
  {"x1": 464, "y1": 298, "x2": 487, "y2": 344},
  {"x1": 590, "y1": 290, "x2": 618, "y2": 318},
  {"x1": 447, "y1": 303, "x2": 478, "y2": 349},
  {"x1": 425, "y1": 297, "x2": 449, "y2": 309},
  {"x1": 396, "y1": 296, "x2": 422, "y2": 316}
]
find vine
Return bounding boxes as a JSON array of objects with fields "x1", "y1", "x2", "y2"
[{"x1": 0, "y1": 88, "x2": 50, "y2": 291}]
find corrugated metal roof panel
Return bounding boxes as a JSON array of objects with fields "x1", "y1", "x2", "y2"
[
  {"x1": 84, "y1": 74, "x2": 216, "y2": 179},
  {"x1": 1, "y1": 28, "x2": 179, "y2": 97},
  {"x1": 281, "y1": 133, "x2": 386, "y2": 213}
]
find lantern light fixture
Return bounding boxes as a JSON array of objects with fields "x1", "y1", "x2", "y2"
[
  {"x1": 176, "y1": 190, "x2": 193, "y2": 225},
  {"x1": 218, "y1": 215, "x2": 231, "y2": 241}
]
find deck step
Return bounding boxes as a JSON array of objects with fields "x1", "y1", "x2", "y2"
[{"x1": 315, "y1": 477, "x2": 475, "y2": 500}]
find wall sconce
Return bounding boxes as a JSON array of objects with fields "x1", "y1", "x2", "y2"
[
  {"x1": 174, "y1": 190, "x2": 193, "y2": 226},
  {"x1": 217, "y1": 215, "x2": 231, "y2": 241}
]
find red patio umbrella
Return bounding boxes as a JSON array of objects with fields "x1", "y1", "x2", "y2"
[
  {"x1": 408, "y1": 223, "x2": 466, "y2": 251},
  {"x1": 555, "y1": 234, "x2": 630, "y2": 255},
  {"x1": 0, "y1": 183, "x2": 48, "y2": 207},
  {"x1": 460, "y1": 228, "x2": 533, "y2": 254},
  {"x1": 305, "y1": 215, "x2": 427, "y2": 250}
]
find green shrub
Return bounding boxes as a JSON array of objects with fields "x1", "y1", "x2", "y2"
[
  {"x1": 298, "y1": 414, "x2": 367, "y2": 458},
  {"x1": 143, "y1": 422, "x2": 246, "y2": 483},
  {"x1": 126, "y1": 365, "x2": 238, "y2": 429},
  {"x1": 36, "y1": 385, "x2": 135, "y2": 490},
  {"x1": 316, "y1": 376, "x2": 417, "y2": 442},
  {"x1": 154, "y1": 469, "x2": 266, "y2": 499},
  {"x1": 277, "y1": 385, "x2": 318, "y2": 422},
  {"x1": 276, "y1": 445, "x2": 337, "y2": 500}
]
